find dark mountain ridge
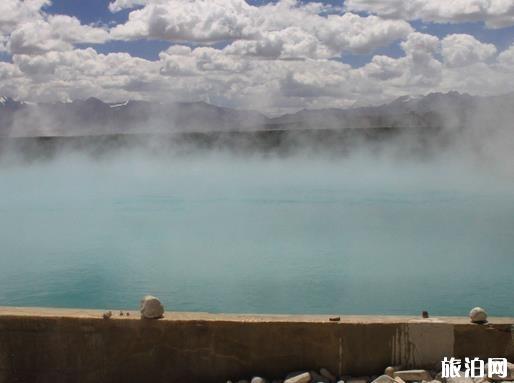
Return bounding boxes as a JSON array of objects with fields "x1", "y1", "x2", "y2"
[{"x1": 1, "y1": 92, "x2": 513, "y2": 137}]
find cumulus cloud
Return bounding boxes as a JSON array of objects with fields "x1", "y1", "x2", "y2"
[
  {"x1": 108, "y1": 0, "x2": 148, "y2": 12},
  {"x1": 9, "y1": 48, "x2": 159, "y2": 101},
  {"x1": 159, "y1": 45, "x2": 250, "y2": 75},
  {"x1": 0, "y1": 0, "x2": 50, "y2": 33},
  {"x1": 110, "y1": 0, "x2": 257, "y2": 42},
  {"x1": 0, "y1": 0, "x2": 513, "y2": 114},
  {"x1": 359, "y1": 32, "x2": 443, "y2": 90},
  {"x1": 0, "y1": 0, "x2": 109, "y2": 55},
  {"x1": 2, "y1": 33, "x2": 513, "y2": 114},
  {"x1": 110, "y1": 0, "x2": 413, "y2": 58},
  {"x1": 0, "y1": 0, "x2": 47, "y2": 51},
  {"x1": 345, "y1": 0, "x2": 514, "y2": 28},
  {"x1": 223, "y1": 27, "x2": 332, "y2": 59},
  {"x1": 8, "y1": 15, "x2": 109, "y2": 55},
  {"x1": 0, "y1": 61, "x2": 22, "y2": 80},
  {"x1": 441, "y1": 34, "x2": 497, "y2": 67},
  {"x1": 152, "y1": 31, "x2": 513, "y2": 111},
  {"x1": 498, "y1": 43, "x2": 514, "y2": 66},
  {"x1": 357, "y1": 32, "x2": 514, "y2": 103}
]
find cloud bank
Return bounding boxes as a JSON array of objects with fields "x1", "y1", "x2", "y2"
[
  {"x1": 345, "y1": 0, "x2": 514, "y2": 29},
  {"x1": 0, "y1": 0, "x2": 513, "y2": 113}
]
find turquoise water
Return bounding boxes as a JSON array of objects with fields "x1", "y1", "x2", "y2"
[{"x1": 0, "y1": 152, "x2": 513, "y2": 316}]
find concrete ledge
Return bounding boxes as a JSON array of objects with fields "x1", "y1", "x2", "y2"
[{"x1": 1, "y1": 307, "x2": 513, "y2": 383}]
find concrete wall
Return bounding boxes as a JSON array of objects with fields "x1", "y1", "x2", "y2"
[{"x1": 0, "y1": 308, "x2": 513, "y2": 383}]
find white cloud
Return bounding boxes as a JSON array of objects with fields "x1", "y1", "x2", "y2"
[
  {"x1": 110, "y1": 0, "x2": 413, "y2": 58},
  {"x1": 0, "y1": 61, "x2": 22, "y2": 80},
  {"x1": 9, "y1": 15, "x2": 109, "y2": 55},
  {"x1": 159, "y1": 45, "x2": 250, "y2": 75},
  {"x1": 401, "y1": 31, "x2": 440, "y2": 56},
  {"x1": 357, "y1": 33, "x2": 514, "y2": 102},
  {"x1": 223, "y1": 27, "x2": 332, "y2": 59},
  {"x1": 0, "y1": 0, "x2": 50, "y2": 32},
  {"x1": 0, "y1": 0, "x2": 109, "y2": 55},
  {"x1": 108, "y1": 0, "x2": 148, "y2": 12},
  {"x1": 10, "y1": 48, "x2": 159, "y2": 101},
  {"x1": 359, "y1": 32, "x2": 443, "y2": 90},
  {"x1": 316, "y1": 12, "x2": 413, "y2": 55},
  {"x1": 2, "y1": 33, "x2": 513, "y2": 113},
  {"x1": 441, "y1": 34, "x2": 497, "y2": 67},
  {"x1": 498, "y1": 43, "x2": 514, "y2": 66},
  {"x1": 110, "y1": 0, "x2": 257, "y2": 42},
  {"x1": 345, "y1": 0, "x2": 514, "y2": 28},
  {"x1": 0, "y1": 1, "x2": 512, "y2": 113},
  {"x1": 362, "y1": 55, "x2": 406, "y2": 81},
  {"x1": 0, "y1": 0, "x2": 48, "y2": 51}
]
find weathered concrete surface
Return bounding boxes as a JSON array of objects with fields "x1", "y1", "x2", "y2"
[{"x1": 0, "y1": 307, "x2": 512, "y2": 383}]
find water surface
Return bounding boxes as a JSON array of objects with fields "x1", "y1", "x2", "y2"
[{"x1": 0, "y1": 152, "x2": 513, "y2": 316}]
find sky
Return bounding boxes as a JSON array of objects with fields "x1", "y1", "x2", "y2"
[{"x1": 1, "y1": 0, "x2": 514, "y2": 113}]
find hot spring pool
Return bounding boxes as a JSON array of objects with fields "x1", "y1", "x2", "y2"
[{"x1": 0, "y1": 152, "x2": 513, "y2": 316}]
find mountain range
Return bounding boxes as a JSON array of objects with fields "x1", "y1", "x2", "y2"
[{"x1": 1, "y1": 92, "x2": 513, "y2": 137}]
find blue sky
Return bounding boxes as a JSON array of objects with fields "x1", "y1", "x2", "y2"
[{"x1": 43, "y1": 0, "x2": 514, "y2": 65}]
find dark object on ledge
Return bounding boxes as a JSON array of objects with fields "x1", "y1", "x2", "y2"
[{"x1": 102, "y1": 311, "x2": 112, "y2": 320}]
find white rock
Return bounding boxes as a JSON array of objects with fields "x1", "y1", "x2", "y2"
[
  {"x1": 284, "y1": 372, "x2": 311, "y2": 383},
  {"x1": 469, "y1": 307, "x2": 488, "y2": 323},
  {"x1": 373, "y1": 375, "x2": 397, "y2": 383},
  {"x1": 385, "y1": 368, "x2": 396, "y2": 378},
  {"x1": 251, "y1": 378, "x2": 268, "y2": 383},
  {"x1": 140, "y1": 295, "x2": 164, "y2": 319},
  {"x1": 394, "y1": 370, "x2": 433, "y2": 382}
]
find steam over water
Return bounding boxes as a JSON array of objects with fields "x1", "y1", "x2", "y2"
[{"x1": 0, "y1": 150, "x2": 513, "y2": 316}]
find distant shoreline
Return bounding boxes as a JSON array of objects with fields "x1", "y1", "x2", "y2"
[{"x1": 0, "y1": 126, "x2": 447, "y2": 160}]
